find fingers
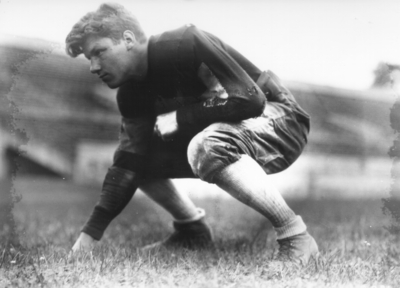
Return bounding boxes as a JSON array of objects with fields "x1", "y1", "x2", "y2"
[
  {"x1": 68, "y1": 248, "x2": 93, "y2": 263},
  {"x1": 70, "y1": 232, "x2": 95, "y2": 254}
]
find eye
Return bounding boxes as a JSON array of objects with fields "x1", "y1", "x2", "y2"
[{"x1": 94, "y1": 48, "x2": 106, "y2": 57}]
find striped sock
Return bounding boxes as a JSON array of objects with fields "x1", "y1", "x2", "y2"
[{"x1": 214, "y1": 155, "x2": 306, "y2": 238}]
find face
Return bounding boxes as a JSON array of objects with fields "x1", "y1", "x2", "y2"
[{"x1": 83, "y1": 34, "x2": 144, "y2": 88}]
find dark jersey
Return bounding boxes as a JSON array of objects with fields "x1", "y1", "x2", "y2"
[{"x1": 116, "y1": 24, "x2": 266, "y2": 130}]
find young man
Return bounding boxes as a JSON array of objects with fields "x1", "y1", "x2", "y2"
[{"x1": 66, "y1": 3, "x2": 318, "y2": 264}]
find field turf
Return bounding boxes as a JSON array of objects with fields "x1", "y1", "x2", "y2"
[{"x1": 1, "y1": 177, "x2": 399, "y2": 287}]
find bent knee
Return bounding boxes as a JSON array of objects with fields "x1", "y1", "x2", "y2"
[
  {"x1": 187, "y1": 132, "x2": 205, "y2": 173},
  {"x1": 187, "y1": 130, "x2": 241, "y2": 183}
]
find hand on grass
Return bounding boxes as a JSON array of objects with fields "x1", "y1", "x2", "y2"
[
  {"x1": 154, "y1": 111, "x2": 178, "y2": 141},
  {"x1": 71, "y1": 232, "x2": 96, "y2": 253}
]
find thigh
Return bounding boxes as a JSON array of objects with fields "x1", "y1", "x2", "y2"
[{"x1": 203, "y1": 102, "x2": 308, "y2": 175}]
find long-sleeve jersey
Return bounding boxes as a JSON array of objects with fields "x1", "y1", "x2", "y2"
[
  {"x1": 117, "y1": 24, "x2": 265, "y2": 125},
  {"x1": 82, "y1": 25, "x2": 272, "y2": 239}
]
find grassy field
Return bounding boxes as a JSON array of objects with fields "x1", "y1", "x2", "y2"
[{"x1": 1, "y1": 177, "x2": 400, "y2": 287}]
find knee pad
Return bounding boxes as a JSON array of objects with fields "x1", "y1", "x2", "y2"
[
  {"x1": 187, "y1": 130, "x2": 241, "y2": 183},
  {"x1": 187, "y1": 131, "x2": 206, "y2": 176}
]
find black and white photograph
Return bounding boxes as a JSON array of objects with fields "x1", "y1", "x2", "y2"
[{"x1": 0, "y1": 0, "x2": 399, "y2": 286}]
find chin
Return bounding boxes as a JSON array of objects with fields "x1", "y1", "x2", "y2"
[
  {"x1": 105, "y1": 80, "x2": 122, "y2": 89},
  {"x1": 106, "y1": 77, "x2": 131, "y2": 89},
  {"x1": 107, "y1": 83, "x2": 119, "y2": 89}
]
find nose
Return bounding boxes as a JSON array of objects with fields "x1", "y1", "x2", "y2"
[{"x1": 90, "y1": 58, "x2": 101, "y2": 74}]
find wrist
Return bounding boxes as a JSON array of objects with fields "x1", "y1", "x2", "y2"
[
  {"x1": 80, "y1": 232, "x2": 95, "y2": 242},
  {"x1": 82, "y1": 206, "x2": 113, "y2": 241}
]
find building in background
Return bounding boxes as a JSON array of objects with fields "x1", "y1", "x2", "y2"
[
  {"x1": 0, "y1": 36, "x2": 397, "y2": 198},
  {"x1": 0, "y1": 35, "x2": 120, "y2": 182}
]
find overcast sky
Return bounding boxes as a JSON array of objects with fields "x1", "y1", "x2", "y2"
[{"x1": 0, "y1": 0, "x2": 399, "y2": 91}]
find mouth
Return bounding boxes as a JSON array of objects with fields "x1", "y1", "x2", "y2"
[{"x1": 99, "y1": 74, "x2": 109, "y2": 81}]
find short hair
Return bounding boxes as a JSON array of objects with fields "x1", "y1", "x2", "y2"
[{"x1": 65, "y1": 3, "x2": 146, "y2": 57}]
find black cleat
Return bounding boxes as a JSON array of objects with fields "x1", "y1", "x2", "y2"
[
  {"x1": 273, "y1": 231, "x2": 319, "y2": 265},
  {"x1": 142, "y1": 218, "x2": 214, "y2": 250}
]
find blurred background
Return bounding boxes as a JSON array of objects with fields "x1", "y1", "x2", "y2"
[{"x1": 0, "y1": 0, "x2": 399, "y2": 200}]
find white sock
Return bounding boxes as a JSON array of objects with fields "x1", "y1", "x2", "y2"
[
  {"x1": 213, "y1": 155, "x2": 306, "y2": 238},
  {"x1": 275, "y1": 215, "x2": 307, "y2": 240},
  {"x1": 174, "y1": 208, "x2": 206, "y2": 224}
]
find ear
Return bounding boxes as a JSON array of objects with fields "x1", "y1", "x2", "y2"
[{"x1": 122, "y1": 30, "x2": 136, "y2": 50}]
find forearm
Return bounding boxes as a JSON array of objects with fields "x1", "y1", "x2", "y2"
[
  {"x1": 82, "y1": 166, "x2": 139, "y2": 240},
  {"x1": 176, "y1": 96, "x2": 265, "y2": 131},
  {"x1": 176, "y1": 71, "x2": 298, "y2": 130}
]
